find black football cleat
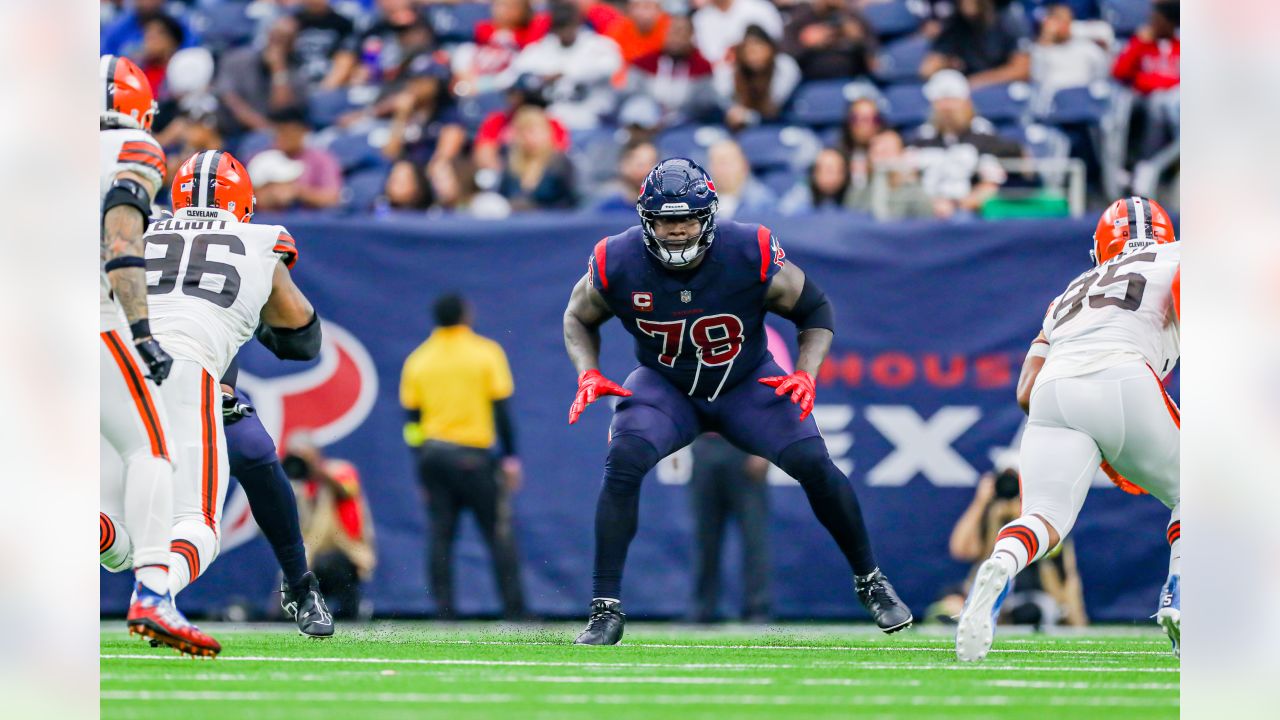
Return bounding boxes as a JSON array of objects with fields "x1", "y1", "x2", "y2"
[
  {"x1": 281, "y1": 572, "x2": 335, "y2": 638},
  {"x1": 855, "y1": 568, "x2": 914, "y2": 634},
  {"x1": 574, "y1": 599, "x2": 625, "y2": 645}
]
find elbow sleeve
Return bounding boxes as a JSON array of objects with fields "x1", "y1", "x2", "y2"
[
  {"x1": 780, "y1": 276, "x2": 835, "y2": 332},
  {"x1": 256, "y1": 312, "x2": 322, "y2": 360}
]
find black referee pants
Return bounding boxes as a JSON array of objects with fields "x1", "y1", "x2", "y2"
[{"x1": 418, "y1": 441, "x2": 525, "y2": 619}]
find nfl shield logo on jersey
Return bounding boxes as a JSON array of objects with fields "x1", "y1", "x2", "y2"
[{"x1": 680, "y1": 290, "x2": 692, "y2": 303}]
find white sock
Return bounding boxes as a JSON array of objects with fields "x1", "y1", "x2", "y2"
[
  {"x1": 168, "y1": 518, "x2": 219, "y2": 597},
  {"x1": 1166, "y1": 504, "x2": 1181, "y2": 576},
  {"x1": 123, "y1": 455, "x2": 174, "y2": 596},
  {"x1": 99, "y1": 512, "x2": 133, "y2": 572},
  {"x1": 990, "y1": 515, "x2": 1054, "y2": 577}
]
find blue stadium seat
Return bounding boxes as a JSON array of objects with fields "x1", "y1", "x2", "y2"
[
  {"x1": 1100, "y1": 0, "x2": 1148, "y2": 37},
  {"x1": 655, "y1": 125, "x2": 729, "y2": 166},
  {"x1": 327, "y1": 130, "x2": 387, "y2": 174},
  {"x1": 761, "y1": 167, "x2": 799, "y2": 197},
  {"x1": 971, "y1": 82, "x2": 1032, "y2": 125},
  {"x1": 1037, "y1": 84, "x2": 1111, "y2": 125},
  {"x1": 736, "y1": 125, "x2": 822, "y2": 174},
  {"x1": 192, "y1": 3, "x2": 253, "y2": 53},
  {"x1": 819, "y1": 125, "x2": 842, "y2": 148},
  {"x1": 455, "y1": 91, "x2": 508, "y2": 131},
  {"x1": 784, "y1": 80, "x2": 881, "y2": 127},
  {"x1": 873, "y1": 35, "x2": 930, "y2": 85},
  {"x1": 426, "y1": 2, "x2": 490, "y2": 44},
  {"x1": 882, "y1": 84, "x2": 930, "y2": 129},
  {"x1": 231, "y1": 129, "x2": 274, "y2": 161},
  {"x1": 1019, "y1": 1, "x2": 1100, "y2": 21},
  {"x1": 999, "y1": 123, "x2": 1071, "y2": 162},
  {"x1": 308, "y1": 88, "x2": 359, "y2": 129},
  {"x1": 342, "y1": 167, "x2": 389, "y2": 212},
  {"x1": 862, "y1": 0, "x2": 923, "y2": 39}
]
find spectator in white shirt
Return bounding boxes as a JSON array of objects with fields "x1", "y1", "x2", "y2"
[
  {"x1": 509, "y1": 1, "x2": 624, "y2": 129},
  {"x1": 1030, "y1": 3, "x2": 1108, "y2": 96},
  {"x1": 692, "y1": 0, "x2": 784, "y2": 67}
]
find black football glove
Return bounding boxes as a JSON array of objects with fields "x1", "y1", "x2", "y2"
[
  {"x1": 222, "y1": 392, "x2": 256, "y2": 426},
  {"x1": 133, "y1": 337, "x2": 173, "y2": 385}
]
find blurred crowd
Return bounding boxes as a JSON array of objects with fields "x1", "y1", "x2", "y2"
[{"x1": 103, "y1": 0, "x2": 1179, "y2": 220}]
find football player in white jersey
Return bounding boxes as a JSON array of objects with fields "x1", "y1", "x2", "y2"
[
  {"x1": 98, "y1": 55, "x2": 222, "y2": 657},
  {"x1": 956, "y1": 197, "x2": 1181, "y2": 661},
  {"x1": 144, "y1": 149, "x2": 320, "y2": 603}
]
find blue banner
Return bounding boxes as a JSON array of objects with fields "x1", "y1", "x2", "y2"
[{"x1": 102, "y1": 213, "x2": 1178, "y2": 622}]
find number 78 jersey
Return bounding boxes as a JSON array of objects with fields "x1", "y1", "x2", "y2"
[
  {"x1": 144, "y1": 207, "x2": 298, "y2": 378},
  {"x1": 1039, "y1": 241, "x2": 1180, "y2": 385}
]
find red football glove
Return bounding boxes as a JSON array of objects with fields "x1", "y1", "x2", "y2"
[
  {"x1": 759, "y1": 370, "x2": 816, "y2": 421},
  {"x1": 568, "y1": 369, "x2": 632, "y2": 425}
]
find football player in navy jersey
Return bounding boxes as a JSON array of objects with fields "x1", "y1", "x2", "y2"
[{"x1": 563, "y1": 158, "x2": 912, "y2": 645}]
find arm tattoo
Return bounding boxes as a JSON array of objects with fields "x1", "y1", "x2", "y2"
[{"x1": 103, "y1": 205, "x2": 151, "y2": 328}]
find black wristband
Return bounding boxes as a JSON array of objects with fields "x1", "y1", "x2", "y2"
[
  {"x1": 129, "y1": 319, "x2": 152, "y2": 341},
  {"x1": 104, "y1": 256, "x2": 146, "y2": 272},
  {"x1": 102, "y1": 177, "x2": 153, "y2": 224}
]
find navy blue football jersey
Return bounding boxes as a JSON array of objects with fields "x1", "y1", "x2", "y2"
[{"x1": 588, "y1": 221, "x2": 787, "y2": 401}]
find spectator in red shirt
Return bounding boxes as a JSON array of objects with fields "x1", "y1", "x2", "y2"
[
  {"x1": 626, "y1": 14, "x2": 720, "y2": 127},
  {"x1": 604, "y1": 0, "x2": 670, "y2": 67},
  {"x1": 473, "y1": 75, "x2": 571, "y2": 173},
  {"x1": 452, "y1": 0, "x2": 551, "y2": 95},
  {"x1": 1113, "y1": 1, "x2": 1179, "y2": 184},
  {"x1": 1112, "y1": 1, "x2": 1180, "y2": 95}
]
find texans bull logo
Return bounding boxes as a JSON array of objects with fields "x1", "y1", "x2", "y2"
[
  {"x1": 237, "y1": 321, "x2": 379, "y2": 452},
  {"x1": 219, "y1": 321, "x2": 379, "y2": 554}
]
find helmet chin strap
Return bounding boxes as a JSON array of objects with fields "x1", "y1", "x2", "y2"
[{"x1": 650, "y1": 221, "x2": 711, "y2": 267}]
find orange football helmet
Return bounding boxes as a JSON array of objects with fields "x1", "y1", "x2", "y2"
[
  {"x1": 100, "y1": 55, "x2": 156, "y2": 131},
  {"x1": 1092, "y1": 196, "x2": 1176, "y2": 266},
  {"x1": 171, "y1": 150, "x2": 256, "y2": 222}
]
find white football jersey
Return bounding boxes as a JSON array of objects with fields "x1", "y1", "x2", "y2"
[
  {"x1": 1037, "y1": 241, "x2": 1180, "y2": 387},
  {"x1": 100, "y1": 127, "x2": 167, "y2": 330},
  {"x1": 143, "y1": 207, "x2": 298, "y2": 379}
]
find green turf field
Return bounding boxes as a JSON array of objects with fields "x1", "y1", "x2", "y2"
[{"x1": 100, "y1": 621, "x2": 1179, "y2": 719}]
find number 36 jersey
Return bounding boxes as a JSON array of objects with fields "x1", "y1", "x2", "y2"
[
  {"x1": 143, "y1": 207, "x2": 299, "y2": 378},
  {"x1": 1039, "y1": 241, "x2": 1180, "y2": 386}
]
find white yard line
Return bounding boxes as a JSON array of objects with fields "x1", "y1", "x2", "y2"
[
  {"x1": 101, "y1": 689, "x2": 1178, "y2": 708},
  {"x1": 337, "y1": 638, "x2": 1170, "y2": 656},
  {"x1": 100, "y1": 653, "x2": 1179, "y2": 674}
]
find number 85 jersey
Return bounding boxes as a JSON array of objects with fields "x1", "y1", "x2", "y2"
[
  {"x1": 143, "y1": 207, "x2": 298, "y2": 378},
  {"x1": 1039, "y1": 241, "x2": 1180, "y2": 386}
]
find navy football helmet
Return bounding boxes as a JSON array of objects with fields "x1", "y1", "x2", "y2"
[{"x1": 636, "y1": 157, "x2": 719, "y2": 268}]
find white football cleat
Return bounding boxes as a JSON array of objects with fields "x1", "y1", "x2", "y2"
[
  {"x1": 1156, "y1": 574, "x2": 1180, "y2": 658},
  {"x1": 955, "y1": 558, "x2": 1012, "y2": 662}
]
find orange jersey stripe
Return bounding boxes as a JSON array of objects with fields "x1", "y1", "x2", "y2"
[
  {"x1": 1171, "y1": 266, "x2": 1180, "y2": 319},
  {"x1": 102, "y1": 331, "x2": 169, "y2": 459},
  {"x1": 199, "y1": 372, "x2": 218, "y2": 534}
]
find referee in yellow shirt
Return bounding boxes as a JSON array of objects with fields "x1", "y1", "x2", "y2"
[{"x1": 401, "y1": 294, "x2": 525, "y2": 620}]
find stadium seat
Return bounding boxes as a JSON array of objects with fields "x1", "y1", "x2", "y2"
[
  {"x1": 785, "y1": 80, "x2": 881, "y2": 128},
  {"x1": 1037, "y1": 83, "x2": 1111, "y2": 125},
  {"x1": 455, "y1": 91, "x2": 508, "y2": 131},
  {"x1": 999, "y1": 123, "x2": 1071, "y2": 162},
  {"x1": 882, "y1": 84, "x2": 930, "y2": 129},
  {"x1": 327, "y1": 129, "x2": 387, "y2": 175},
  {"x1": 426, "y1": 2, "x2": 490, "y2": 44},
  {"x1": 862, "y1": 0, "x2": 923, "y2": 39},
  {"x1": 873, "y1": 35, "x2": 930, "y2": 85},
  {"x1": 1019, "y1": 0, "x2": 1100, "y2": 20},
  {"x1": 342, "y1": 167, "x2": 389, "y2": 212},
  {"x1": 736, "y1": 125, "x2": 822, "y2": 174},
  {"x1": 191, "y1": 3, "x2": 253, "y2": 53},
  {"x1": 760, "y1": 167, "x2": 799, "y2": 197},
  {"x1": 1099, "y1": 0, "x2": 1148, "y2": 37},
  {"x1": 655, "y1": 124, "x2": 729, "y2": 166},
  {"x1": 971, "y1": 82, "x2": 1032, "y2": 125},
  {"x1": 231, "y1": 129, "x2": 274, "y2": 161},
  {"x1": 308, "y1": 88, "x2": 360, "y2": 129}
]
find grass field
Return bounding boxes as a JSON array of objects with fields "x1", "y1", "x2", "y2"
[{"x1": 101, "y1": 621, "x2": 1179, "y2": 719}]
